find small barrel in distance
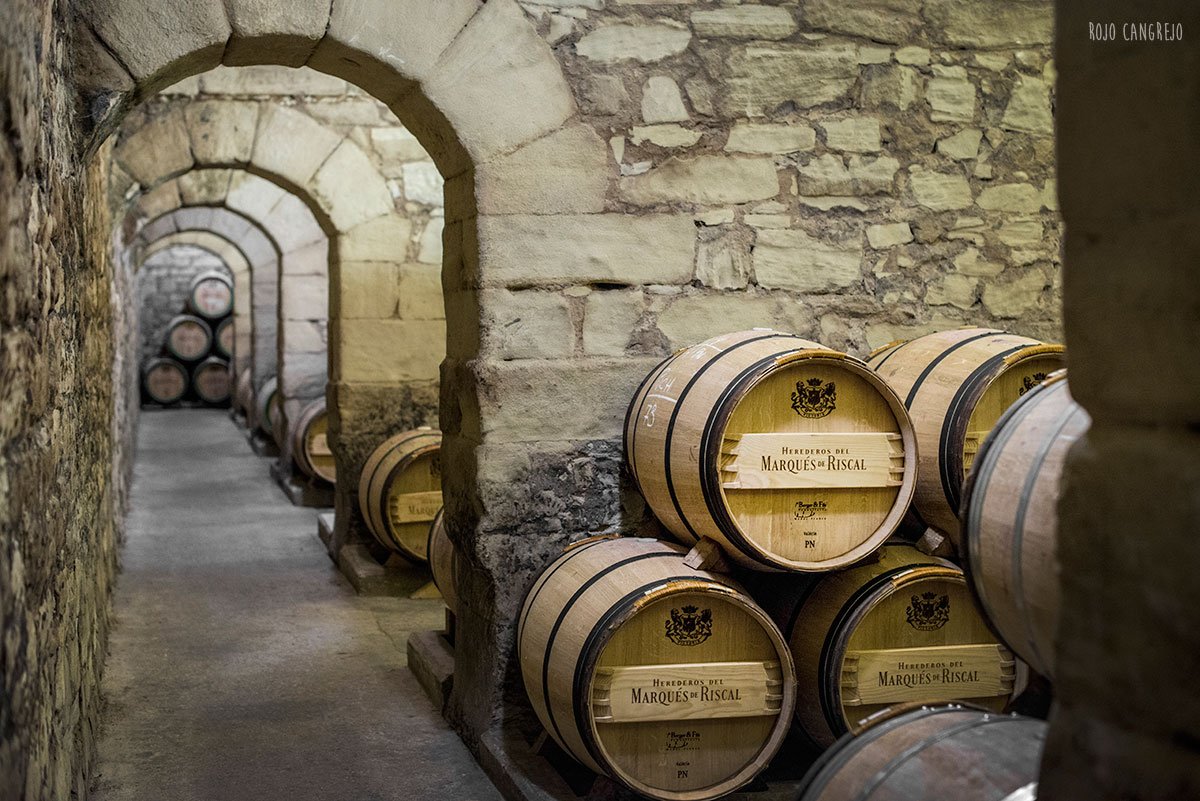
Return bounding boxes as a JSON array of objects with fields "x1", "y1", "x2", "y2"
[
  {"x1": 290, "y1": 398, "x2": 336, "y2": 485},
  {"x1": 358, "y1": 428, "x2": 443, "y2": 563},
  {"x1": 797, "y1": 704, "x2": 1046, "y2": 801},
  {"x1": 255, "y1": 376, "x2": 278, "y2": 436},
  {"x1": 427, "y1": 509, "x2": 458, "y2": 615},
  {"x1": 187, "y1": 270, "x2": 234, "y2": 319},
  {"x1": 214, "y1": 317, "x2": 234, "y2": 360},
  {"x1": 165, "y1": 314, "x2": 213, "y2": 362},
  {"x1": 143, "y1": 357, "x2": 188, "y2": 405},
  {"x1": 235, "y1": 368, "x2": 253, "y2": 416},
  {"x1": 192, "y1": 357, "x2": 232, "y2": 404},
  {"x1": 961, "y1": 371, "x2": 1089, "y2": 680}
]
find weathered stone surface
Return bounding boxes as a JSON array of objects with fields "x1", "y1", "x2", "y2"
[
  {"x1": 895, "y1": 46, "x2": 930, "y2": 66},
  {"x1": 371, "y1": 128, "x2": 429, "y2": 164},
  {"x1": 866, "y1": 222, "x2": 914, "y2": 249},
  {"x1": 982, "y1": 268, "x2": 1047, "y2": 317},
  {"x1": 398, "y1": 263, "x2": 444, "y2": 320},
  {"x1": 860, "y1": 65, "x2": 921, "y2": 110},
  {"x1": 224, "y1": 0, "x2": 333, "y2": 66},
  {"x1": 619, "y1": 155, "x2": 779, "y2": 206},
  {"x1": 803, "y1": 0, "x2": 921, "y2": 45},
  {"x1": 175, "y1": 170, "x2": 232, "y2": 206},
  {"x1": 341, "y1": 216, "x2": 415, "y2": 263},
  {"x1": 339, "y1": 319, "x2": 447, "y2": 383},
  {"x1": 954, "y1": 246, "x2": 1005, "y2": 277},
  {"x1": 910, "y1": 169, "x2": 973, "y2": 210},
  {"x1": 309, "y1": 140, "x2": 396, "y2": 232},
  {"x1": 925, "y1": 0, "x2": 1053, "y2": 48},
  {"x1": 402, "y1": 162, "x2": 444, "y2": 206},
  {"x1": 797, "y1": 154, "x2": 899, "y2": 196},
  {"x1": 722, "y1": 45, "x2": 859, "y2": 117},
  {"x1": 689, "y1": 6, "x2": 797, "y2": 40},
  {"x1": 475, "y1": 123, "x2": 609, "y2": 215},
  {"x1": 418, "y1": 217, "x2": 445, "y2": 265},
  {"x1": 754, "y1": 229, "x2": 862, "y2": 292},
  {"x1": 583, "y1": 290, "x2": 644, "y2": 356},
  {"x1": 937, "y1": 128, "x2": 983, "y2": 160},
  {"x1": 977, "y1": 183, "x2": 1041, "y2": 213},
  {"x1": 926, "y1": 273, "x2": 977, "y2": 308},
  {"x1": 822, "y1": 117, "x2": 882, "y2": 153},
  {"x1": 184, "y1": 102, "x2": 259, "y2": 165},
  {"x1": 654, "y1": 293, "x2": 809, "y2": 349},
  {"x1": 579, "y1": 75, "x2": 631, "y2": 116},
  {"x1": 725, "y1": 122, "x2": 815, "y2": 154},
  {"x1": 252, "y1": 105, "x2": 344, "y2": 189},
  {"x1": 630, "y1": 125, "x2": 702, "y2": 148},
  {"x1": 86, "y1": 0, "x2": 229, "y2": 84},
  {"x1": 927, "y1": 76, "x2": 977, "y2": 123},
  {"x1": 477, "y1": 214, "x2": 696, "y2": 286},
  {"x1": 482, "y1": 289, "x2": 574, "y2": 359},
  {"x1": 641, "y1": 76, "x2": 689, "y2": 123},
  {"x1": 997, "y1": 218, "x2": 1044, "y2": 248},
  {"x1": 575, "y1": 22, "x2": 692, "y2": 63},
  {"x1": 115, "y1": 108, "x2": 195, "y2": 186},
  {"x1": 1002, "y1": 75, "x2": 1054, "y2": 135}
]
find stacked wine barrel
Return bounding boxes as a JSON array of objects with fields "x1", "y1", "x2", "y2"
[
  {"x1": 290, "y1": 398, "x2": 336, "y2": 486},
  {"x1": 141, "y1": 271, "x2": 236, "y2": 407},
  {"x1": 513, "y1": 328, "x2": 1068, "y2": 800}
]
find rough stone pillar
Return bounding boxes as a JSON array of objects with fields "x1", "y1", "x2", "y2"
[{"x1": 1045, "y1": 3, "x2": 1200, "y2": 798}]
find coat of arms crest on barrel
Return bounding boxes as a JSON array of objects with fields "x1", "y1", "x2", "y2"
[
  {"x1": 665, "y1": 605, "x2": 713, "y2": 646},
  {"x1": 791, "y1": 377, "x2": 837, "y2": 418},
  {"x1": 1018, "y1": 372, "x2": 1048, "y2": 396},
  {"x1": 906, "y1": 592, "x2": 951, "y2": 631}
]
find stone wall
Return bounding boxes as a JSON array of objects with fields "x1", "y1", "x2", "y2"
[
  {"x1": 0, "y1": 0, "x2": 122, "y2": 797},
  {"x1": 136, "y1": 245, "x2": 231, "y2": 365}
]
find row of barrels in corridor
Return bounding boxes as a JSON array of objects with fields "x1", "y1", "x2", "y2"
[{"x1": 515, "y1": 327, "x2": 1078, "y2": 801}]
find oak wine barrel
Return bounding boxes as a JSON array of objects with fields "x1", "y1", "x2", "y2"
[
  {"x1": 235, "y1": 368, "x2": 253, "y2": 416},
  {"x1": 866, "y1": 328, "x2": 1065, "y2": 544},
  {"x1": 142, "y1": 358, "x2": 188, "y2": 405},
  {"x1": 191, "y1": 357, "x2": 232, "y2": 404},
  {"x1": 255, "y1": 377, "x2": 279, "y2": 436},
  {"x1": 962, "y1": 371, "x2": 1088, "y2": 680},
  {"x1": 187, "y1": 270, "x2": 234, "y2": 318},
  {"x1": 797, "y1": 704, "x2": 1046, "y2": 801},
  {"x1": 778, "y1": 544, "x2": 1019, "y2": 748},
  {"x1": 164, "y1": 314, "x2": 213, "y2": 362},
  {"x1": 426, "y1": 509, "x2": 458, "y2": 615},
  {"x1": 290, "y1": 398, "x2": 336, "y2": 485},
  {"x1": 518, "y1": 536, "x2": 796, "y2": 801},
  {"x1": 358, "y1": 428, "x2": 442, "y2": 562},
  {"x1": 214, "y1": 317, "x2": 234, "y2": 360},
  {"x1": 626, "y1": 329, "x2": 917, "y2": 572}
]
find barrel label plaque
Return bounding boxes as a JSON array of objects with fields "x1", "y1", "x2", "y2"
[
  {"x1": 389, "y1": 490, "x2": 442, "y2": 524},
  {"x1": 593, "y1": 661, "x2": 781, "y2": 724},
  {"x1": 722, "y1": 433, "x2": 903, "y2": 490},
  {"x1": 842, "y1": 644, "x2": 1010, "y2": 706}
]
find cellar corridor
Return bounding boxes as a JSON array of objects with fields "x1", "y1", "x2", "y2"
[{"x1": 89, "y1": 410, "x2": 501, "y2": 801}]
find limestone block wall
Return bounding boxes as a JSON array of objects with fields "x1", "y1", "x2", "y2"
[
  {"x1": 136, "y1": 246, "x2": 232, "y2": 364},
  {"x1": 0, "y1": 1, "x2": 123, "y2": 797}
]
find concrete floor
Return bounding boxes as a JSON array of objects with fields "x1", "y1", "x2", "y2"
[{"x1": 93, "y1": 409, "x2": 501, "y2": 801}]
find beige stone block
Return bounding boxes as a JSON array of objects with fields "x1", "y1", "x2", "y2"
[
  {"x1": 583, "y1": 290, "x2": 644, "y2": 356},
  {"x1": 822, "y1": 117, "x2": 882, "y2": 153},
  {"x1": 183, "y1": 101, "x2": 259, "y2": 166},
  {"x1": 954, "y1": 247, "x2": 1005, "y2": 277},
  {"x1": 1002, "y1": 75, "x2": 1053, "y2": 135},
  {"x1": 977, "y1": 183, "x2": 1041, "y2": 213},
  {"x1": 224, "y1": 0, "x2": 333, "y2": 66},
  {"x1": 860, "y1": 65, "x2": 921, "y2": 110},
  {"x1": 176, "y1": 170, "x2": 232, "y2": 206},
  {"x1": 866, "y1": 222, "x2": 913, "y2": 249},
  {"x1": 725, "y1": 122, "x2": 816, "y2": 154},
  {"x1": 339, "y1": 261, "x2": 401, "y2": 319},
  {"x1": 85, "y1": 0, "x2": 229, "y2": 83},
  {"x1": 309, "y1": 139, "x2": 396, "y2": 232},
  {"x1": 722, "y1": 45, "x2": 859, "y2": 117},
  {"x1": 262, "y1": 193, "x2": 327, "y2": 253},
  {"x1": 925, "y1": 0, "x2": 1052, "y2": 48},
  {"x1": 370, "y1": 128, "x2": 431, "y2": 165},
  {"x1": 804, "y1": 0, "x2": 921, "y2": 45},
  {"x1": 910, "y1": 169, "x2": 973, "y2": 210},
  {"x1": 418, "y1": 218, "x2": 445, "y2": 265},
  {"x1": 310, "y1": 0, "x2": 477, "y2": 97},
  {"x1": 476, "y1": 214, "x2": 695, "y2": 286},
  {"x1": 655, "y1": 293, "x2": 785, "y2": 349},
  {"x1": 420, "y1": 0, "x2": 575, "y2": 165},
  {"x1": 281, "y1": 273, "x2": 329, "y2": 320},
  {"x1": 981, "y1": 268, "x2": 1047, "y2": 317},
  {"x1": 695, "y1": 232, "x2": 751, "y2": 289},
  {"x1": 477, "y1": 357, "x2": 663, "y2": 442},
  {"x1": 401, "y1": 162, "x2": 444, "y2": 206},
  {"x1": 575, "y1": 22, "x2": 691, "y2": 63},
  {"x1": 116, "y1": 108, "x2": 195, "y2": 186},
  {"x1": 580, "y1": 75, "x2": 632, "y2": 116},
  {"x1": 252, "y1": 105, "x2": 344, "y2": 189},
  {"x1": 754, "y1": 228, "x2": 862, "y2": 292},
  {"x1": 341, "y1": 216, "x2": 414, "y2": 263},
  {"x1": 619, "y1": 155, "x2": 778, "y2": 206},
  {"x1": 641, "y1": 76, "x2": 689, "y2": 124},
  {"x1": 937, "y1": 128, "x2": 983, "y2": 160},
  {"x1": 797, "y1": 154, "x2": 899, "y2": 196},
  {"x1": 225, "y1": 172, "x2": 286, "y2": 221},
  {"x1": 927, "y1": 76, "x2": 977, "y2": 123},
  {"x1": 690, "y1": 6, "x2": 797, "y2": 40},
  {"x1": 997, "y1": 218, "x2": 1044, "y2": 248},
  {"x1": 474, "y1": 124, "x2": 609, "y2": 215},
  {"x1": 481, "y1": 289, "x2": 574, "y2": 359},
  {"x1": 287, "y1": 320, "x2": 329, "y2": 353},
  {"x1": 895, "y1": 46, "x2": 930, "y2": 66},
  {"x1": 630, "y1": 125, "x2": 702, "y2": 149},
  {"x1": 399, "y1": 263, "x2": 445, "y2": 320},
  {"x1": 339, "y1": 319, "x2": 446, "y2": 383},
  {"x1": 926, "y1": 273, "x2": 977, "y2": 309},
  {"x1": 199, "y1": 65, "x2": 347, "y2": 96}
]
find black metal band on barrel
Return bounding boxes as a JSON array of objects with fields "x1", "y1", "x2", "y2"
[
  {"x1": 901, "y1": 330, "x2": 999, "y2": 409},
  {"x1": 937, "y1": 345, "x2": 1029, "y2": 514},
  {"x1": 540, "y1": 549, "x2": 678, "y2": 751},
  {"x1": 868, "y1": 339, "x2": 909, "y2": 372},
  {"x1": 517, "y1": 536, "x2": 611, "y2": 643},
  {"x1": 663, "y1": 334, "x2": 800, "y2": 544}
]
